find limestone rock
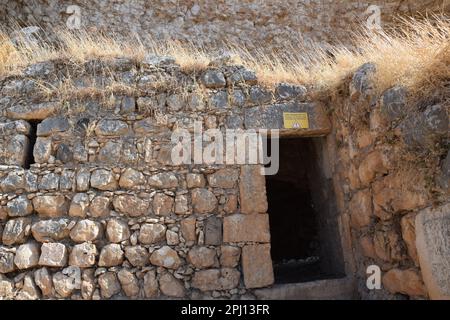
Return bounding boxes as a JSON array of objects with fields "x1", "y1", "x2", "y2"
[
  {"x1": 152, "y1": 193, "x2": 174, "y2": 216},
  {"x1": 106, "y1": 219, "x2": 130, "y2": 243},
  {"x1": 117, "y1": 269, "x2": 139, "y2": 297},
  {"x1": 16, "y1": 275, "x2": 40, "y2": 300},
  {"x1": 191, "y1": 188, "x2": 217, "y2": 214},
  {"x1": 89, "y1": 196, "x2": 111, "y2": 217},
  {"x1": 33, "y1": 137, "x2": 52, "y2": 163},
  {"x1": 200, "y1": 69, "x2": 226, "y2": 88},
  {"x1": 187, "y1": 247, "x2": 217, "y2": 269},
  {"x1": 31, "y1": 218, "x2": 70, "y2": 242},
  {"x1": 69, "y1": 193, "x2": 90, "y2": 218},
  {"x1": 148, "y1": 172, "x2": 178, "y2": 188},
  {"x1": 204, "y1": 216, "x2": 223, "y2": 245},
  {"x1": 159, "y1": 272, "x2": 185, "y2": 298},
  {"x1": 223, "y1": 214, "x2": 270, "y2": 243},
  {"x1": 192, "y1": 268, "x2": 240, "y2": 291},
  {"x1": 98, "y1": 244, "x2": 124, "y2": 267},
  {"x1": 69, "y1": 219, "x2": 102, "y2": 243},
  {"x1": 2, "y1": 217, "x2": 31, "y2": 245},
  {"x1": 113, "y1": 195, "x2": 149, "y2": 217},
  {"x1": 69, "y1": 242, "x2": 98, "y2": 267},
  {"x1": 39, "y1": 243, "x2": 68, "y2": 267},
  {"x1": 241, "y1": 244, "x2": 274, "y2": 289},
  {"x1": 349, "y1": 189, "x2": 373, "y2": 228},
  {"x1": 90, "y1": 169, "x2": 118, "y2": 191},
  {"x1": 180, "y1": 217, "x2": 196, "y2": 243},
  {"x1": 6, "y1": 196, "x2": 33, "y2": 217},
  {"x1": 14, "y1": 242, "x2": 40, "y2": 269},
  {"x1": 220, "y1": 246, "x2": 241, "y2": 268},
  {"x1": 382, "y1": 268, "x2": 426, "y2": 297},
  {"x1": 119, "y1": 168, "x2": 146, "y2": 189},
  {"x1": 138, "y1": 223, "x2": 166, "y2": 244},
  {"x1": 186, "y1": 173, "x2": 205, "y2": 188},
  {"x1": 37, "y1": 116, "x2": 69, "y2": 136},
  {"x1": 33, "y1": 195, "x2": 69, "y2": 217},
  {"x1": 0, "y1": 248, "x2": 15, "y2": 273},
  {"x1": 95, "y1": 119, "x2": 129, "y2": 136},
  {"x1": 149, "y1": 246, "x2": 181, "y2": 269},
  {"x1": 143, "y1": 270, "x2": 158, "y2": 298},
  {"x1": 124, "y1": 246, "x2": 149, "y2": 267},
  {"x1": 98, "y1": 272, "x2": 121, "y2": 299},
  {"x1": 207, "y1": 168, "x2": 239, "y2": 188},
  {"x1": 239, "y1": 165, "x2": 268, "y2": 214},
  {"x1": 34, "y1": 267, "x2": 53, "y2": 296}
]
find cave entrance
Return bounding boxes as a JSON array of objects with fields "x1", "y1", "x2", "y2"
[
  {"x1": 24, "y1": 120, "x2": 39, "y2": 169},
  {"x1": 265, "y1": 137, "x2": 345, "y2": 284}
]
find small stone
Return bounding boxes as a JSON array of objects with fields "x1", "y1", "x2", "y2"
[
  {"x1": 191, "y1": 188, "x2": 217, "y2": 214},
  {"x1": 39, "y1": 243, "x2": 68, "y2": 267},
  {"x1": 1, "y1": 171, "x2": 25, "y2": 192},
  {"x1": 180, "y1": 217, "x2": 196, "y2": 243},
  {"x1": 16, "y1": 275, "x2": 40, "y2": 300},
  {"x1": 95, "y1": 119, "x2": 128, "y2": 136},
  {"x1": 2, "y1": 217, "x2": 31, "y2": 245},
  {"x1": 0, "y1": 275, "x2": 14, "y2": 299},
  {"x1": 349, "y1": 189, "x2": 373, "y2": 229},
  {"x1": 69, "y1": 243, "x2": 98, "y2": 267},
  {"x1": 69, "y1": 193, "x2": 90, "y2": 218},
  {"x1": 91, "y1": 169, "x2": 117, "y2": 191},
  {"x1": 159, "y1": 272, "x2": 185, "y2": 298},
  {"x1": 56, "y1": 143, "x2": 73, "y2": 163},
  {"x1": 207, "y1": 168, "x2": 239, "y2": 188},
  {"x1": 106, "y1": 219, "x2": 130, "y2": 243},
  {"x1": 275, "y1": 83, "x2": 307, "y2": 100},
  {"x1": 166, "y1": 230, "x2": 179, "y2": 245},
  {"x1": 187, "y1": 247, "x2": 217, "y2": 269},
  {"x1": 138, "y1": 223, "x2": 166, "y2": 244},
  {"x1": 69, "y1": 219, "x2": 102, "y2": 243},
  {"x1": 186, "y1": 173, "x2": 205, "y2": 188},
  {"x1": 14, "y1": 242, "x2": 40, "y2": 269},
  {"x1": 31, "y1": 219, "x2": 70, "y2": 242},
  {"x1": 33, "y1": 195, "x2": 69, "y2": 217},
  {"x1": 220, "y1": 246, "x2": 241, "y2": 268},
  {"x1": 192, "y1": 268, "x2": 240, "y2": 291},
  {"x1": 37, "y1": 116, "x2": 69, "y2": 136},
  {"x1": 6, "y1": 196, "x2": 33, "y2": 217},
  {"x1": 98, "y1": 272, "x2": 121, "y2": 299},
  {"x1": 117, "y1": 269, "x2": 139, "y2": 297},
  {"x1": 38, "y1": 172, "x2": 60, "y2": 190},
  {"x1": 358, "y1": 151, "x2": 388, "y2": 186},
  {"x1": 76, "y1": 168, "x2": 90, "y2": 191},
  {"x1": 153, "y1": 193, "x2": 174, "y2": 216},
  {"x1": 174, "y1": 194, "x2": 189, "y2": 215},
  {"x1": 113, "y1": 195, "x2": 149, "y2": 217},
  {"x1": 124, "y1": 246, "x2": 149, "y2": 267},
  {"x1": 33, "y1": 137, "x2": 52, "y2": 163},
  {"x1": 34, "y1": 267, "x2": 52, "y2": 296},
  {"x1": 201, "y1": 69, "x2": 226, "y2": 88},
  {"x1": 0, "y1": 248, "x2": 15, "y2": 273},
  {"x1": 204, "y1": 216, "x2": 223, "y2": 245},
  {"x1": 148, "y1": 172, "x2": 178, "y2": 188},
  {"x1": 81, "y1": 269, "x2": 95, "y2": 300},
  {"x1": 98, "y1": 244, "x2": 124, "y2": 267},
  {"x1": 143, "y1": 270, "x2": 158, "y2": 298},
  {"x1": 89, "y1": 196, "x2": 111, "y2": 217},
  {"x1": 150, "y1": 246, "x2": 181, "y2": 269},
  {"x1": 119, "y1": 168, "x2": 146, "y2": 189},
  {"x1": 249, "y1": 86, "x2": 272, "y2": 104}
]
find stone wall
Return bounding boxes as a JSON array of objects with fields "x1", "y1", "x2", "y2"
[
  {"x1": 1, "y1": 0, "x2": 448, "y2": 51},
  {"x1": 0, "y1": 55, "x2": 331, "y2": 299},
  {"x1": 331, "y1": 63, "x2": 449, "y2": 299}
]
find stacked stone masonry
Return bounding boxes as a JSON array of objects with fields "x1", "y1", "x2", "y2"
[
  {"x1": 0, "y1": 56, "x2": 329, "y2": 300},
  {"x1": 1, "y1": 0, "x2": 448, "y2": 51}
]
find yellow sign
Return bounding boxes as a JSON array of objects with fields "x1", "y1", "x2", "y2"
[{"x1": 283, "y1": 112, "x2": 309, "y2": 129}]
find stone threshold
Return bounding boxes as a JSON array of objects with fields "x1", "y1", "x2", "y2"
[{"x1": 253, "y1": 277, "x2": 356, "y2": 300}]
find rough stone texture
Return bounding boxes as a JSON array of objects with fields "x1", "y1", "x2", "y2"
[
  {"x1": 349, "y1": 189, "x2": 372, "y2": 228},
  {"x1": 138, "y1": 223, "x2": 166, "y2": 245},
  {"x1": 106, "y1": 219, "x2": 130, "y2": 243},
  {"x1": 149, "y1": 246, "x2": 181, "y2": 269},
  {"x1": 187, "y1": 246, "x2": 217, "y2": 269},
  {"x1": 117, "y1": 269, "x2": 139, "y2": 297},
  {"x1": 6, "y1": 196, "x2": 33, "y2": 217},
  {"x1": 220, "y1": 246, "x2": 241, "y2": 268},
  {"x1": 223, "y1": 214, "x2": 270, "y2": 243},
  {"x1": 124, "y1": 246, "x2": 149, "y2": 267},
  {"x1": 98, "y1": 244, "x2": 124, "y2": 267},
  {"x1": 415, "y1": 204, "x2": 450, "y2": 299},
  {"x1": 33, "y1": 195, "x2": 69, "y2": 218},
  {"x1": 69, "y1": 243, "x2": 98, "y2": 267},
  {"x1": 192, "y1": 268, "x2": 240, "y2": 292},
  {"x1": 239, "y1": 166, "x2": 268, "y2": 214},
  {"x1": 152, "y1": 193, "x2": 174, "y2": 216},
  {"x1": 39, "y1": 243, "x2": 68, "y2": 267},
  {"x1": 113, "y1": 195, "x2": 149, "y2": 217},
  {"x1": 90, "y1": 169, "x2": 117, "y2": 191},
  {"x1": 143, "y1": 270, "x2": 158, "y2": 298},
  {"x1": 69, "y1": 219, "x2": 102, "y2": 243},
  {"x1": 159, "y1": 272, "x2": 185, "y2": 298},
  {"x1": 241, "y1": 244, "x2": 274, "y2": 289},
  {"x1": 2, "y1": 217, "x2": 31, "y2": 245},
  {"x1": 98, "y1": 272, "x2": 121, "y2": 299},
  {"x1": 31, "y1": 219, "x2": 70, "y2": 242},
  {"x1": 204, "y1": 216, "x2": 223, "y2": 246},
  {"x1": 191, "y1": 188, "x2": 217, "y2": 214},
  {"x1": 14, "y1": 242, "x2": 40, "y2": 269},
  {"x1": 382, "y1": 268, "x2": 426, "y2": 297}
]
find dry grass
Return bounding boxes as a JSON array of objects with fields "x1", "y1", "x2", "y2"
[{"x1": 1, "y1": 16, "x2": 449, "y2": 97}]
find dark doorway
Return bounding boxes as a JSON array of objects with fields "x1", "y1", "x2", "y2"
[
  {"x1": 265, "y1": 137, "x2": 345, "y2": 284},
  {"x1": 24, "y1": 120, "x2": 39, "y2": 169}
]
